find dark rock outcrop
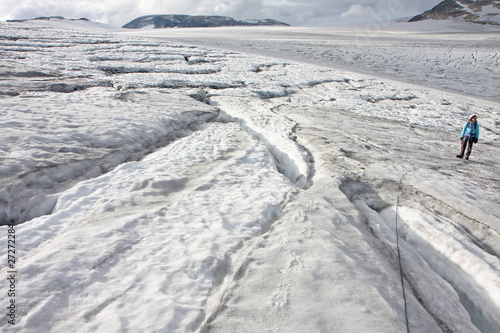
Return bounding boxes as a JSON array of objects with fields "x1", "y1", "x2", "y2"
[
  {"x1": 409, "y1": 0, "x2": 500, "y2": 25},
  {"x1": 8, "y1": 16, "x2": 90, "y2": 23},
  {"x1": 122, "y1": 14, "x2": 290, "y2": 29}
]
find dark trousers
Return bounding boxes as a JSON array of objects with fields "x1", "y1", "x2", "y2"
[{"x1": 459, "y1": 137, "x2": 474, "y2": 158}]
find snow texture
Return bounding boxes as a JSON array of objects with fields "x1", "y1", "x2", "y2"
[{"x1": 0, "y1": 19, "x2": 499, "y2": 332}]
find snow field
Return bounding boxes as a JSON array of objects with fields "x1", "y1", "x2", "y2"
[
  {"x1": 127, "y1": 22, "x2": 500, "y2": 102},
  {"x1": 352, "y1": 199, "x2": 479, "y2": 333},
  {"x1": 0, "y1": 88, "x2": 218, "y2": 224},
  {"x1": 381, "y1": 206, "x2": 500, "y2": 333},
  {"x1": 210, "y1": 96, "x2": 312, "y2": 188},
  {"x1": 267, "y1": 102, "x2": 500, "y2": 332},
  {"x1": 4, "y1": 122, "x2": 295, "y2": 332},
  {"x1": 204, "y1": 177, "x2": 445, "y2": 333},
  {"x1": 0, "y1": 20, "x2": 499, "y2": 332}
]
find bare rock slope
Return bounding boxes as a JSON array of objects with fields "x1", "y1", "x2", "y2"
[
  {"x1": 123, "y1": 15, "x2": 290, "y2": 29},
  {"x1": 409, "y1": 0, "x2": 500, "y2": 25}
]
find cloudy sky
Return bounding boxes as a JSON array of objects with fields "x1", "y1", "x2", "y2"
[{"x1": 0, "y1": 0, "x2": 441, "y2": 27}]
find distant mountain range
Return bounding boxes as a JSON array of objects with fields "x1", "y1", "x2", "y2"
[
  {"x1": 122, "y1": 15, "x2": 290, "y2": 29},
  {"x1": 8, "y1": 16, "x2": 91, "y2": 23},
  {"x1": 409, "y1": 0, "x2": 500, "y2": 25}
]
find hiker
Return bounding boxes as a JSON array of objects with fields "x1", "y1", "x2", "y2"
[{"x1": 456, "y1": 115, "x2": 479, "y2": 160}]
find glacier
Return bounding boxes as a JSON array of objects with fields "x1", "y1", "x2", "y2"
[{"x1": 0, "y1": 19, "x2": 499, "y2": 332}]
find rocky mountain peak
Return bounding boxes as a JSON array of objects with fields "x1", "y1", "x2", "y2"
[
  {"x1": 122, "y1": 15, "x2": 290, "y2": 29},
  {"x1": 409, "y1": 0, "x2": 500, "y2": 25}
]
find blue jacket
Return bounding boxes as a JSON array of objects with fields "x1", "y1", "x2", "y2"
[{"x1": 461, "y1": 121, "x2": 479, "y2": 139}]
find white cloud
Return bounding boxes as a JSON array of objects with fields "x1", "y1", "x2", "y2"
[
  {"x1": 339, "y1": 1, "x2": 410, "y2": 24},
  {"x1": 0, "y1": 0, "x2": 442, "y2": 27},
  {"x1": 341, "y1": 4, "x2": 369, "y2": 18}
]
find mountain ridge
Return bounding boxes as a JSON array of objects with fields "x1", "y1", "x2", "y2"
[
  {"x1": 7, "y1": 16, "x2": 91, "y2": 23},
  {"x1": 122, "y1": 14, "x2": 290, "y2": 29},
  {"x1": 409, "y1": 0, "x2": 500, "y2": 25}
]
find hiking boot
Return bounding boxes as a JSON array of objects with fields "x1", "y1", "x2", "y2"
[{"x1": 456, "y1": 155, "x2": 463, "y2": 158}]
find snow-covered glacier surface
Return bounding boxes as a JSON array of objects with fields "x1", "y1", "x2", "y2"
[{"x1": 0, "y1": 21, "x2": 499, "y2": 332}]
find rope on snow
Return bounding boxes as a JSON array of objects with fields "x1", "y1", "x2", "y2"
[{"x1": 394, "y1": 160, "x2": 464, "y2": 333}]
